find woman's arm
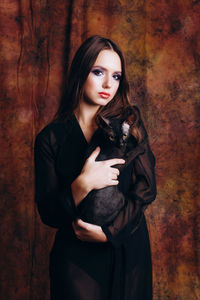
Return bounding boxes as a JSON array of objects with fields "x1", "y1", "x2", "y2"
[
  {"x1": 34, "y1": 127, "x2": 124, "y2": 229},
  {"x1": 72, "y1": 219, "x2": 108, "y2": 242},
  {"x1": 72, "y1": 147, "x2": 125, "y2": 206},
  {"x1": 34, "y1": 128, "x2": 79, "y2": 228}
]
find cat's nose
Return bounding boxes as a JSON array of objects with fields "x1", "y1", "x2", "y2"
[{"x1": 120, "y1": 140, "x2": 125, "y2": 147}]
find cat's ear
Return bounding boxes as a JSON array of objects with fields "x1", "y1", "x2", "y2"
[
  {"x1": 122, "y1": 121, "x2": 130, "y2": 140},
  {"x1": 126, "y1": 113, "x2": 135, "y2": 126},
  {"x1": 122, "y1": 121, "x2": 130, "y2": 134},
  {"x1": 98, "y1": 116, "x2": 111, "y2": 128},
  {"x1": 124, "y1": 107, "x2": 136, "y2": 126}
]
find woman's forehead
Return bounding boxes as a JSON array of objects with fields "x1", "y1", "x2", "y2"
[{"x1": 93, "y1": 50, "x2": 122, "y2": 72}]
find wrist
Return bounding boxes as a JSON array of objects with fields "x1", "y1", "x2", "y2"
[
  {"x1": 71, "y1": 174, "x2": 89, "y2": 207},
  {"x1": 79, "y1": 172, "x2": 92, "y2": 194}
]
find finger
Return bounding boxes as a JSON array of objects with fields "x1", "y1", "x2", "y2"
[
  {"x1": 77, "y1": 219, "x2": 99, "y2": 231},
  {"x1": 112, "y1": 173, "x2": 118, "y2": 180},
  {"x1": 112, "y1": 168, "x2": 120, "y2": 176},
  {"x1": 105, "y1": 158, "x2": 125, "y2": 166},
  {"x1": 110, "y1": 171, "x2": 118, "y2": 180},
  {"x1": 110, "y1": 179, "x2": 119, "y2": 185},
  {"x1": 88, "y1": 147, "x2": 100, "y2": 161},
  {"x1": 76, "y1": 218, "x2": 90, "y2": 230}
]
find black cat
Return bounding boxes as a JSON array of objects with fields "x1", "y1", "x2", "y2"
[{"x1": 77, "y1": 109, "x2": 146, "y2": 226}]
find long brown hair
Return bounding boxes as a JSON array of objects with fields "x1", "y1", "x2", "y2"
[{"x1": 54, "y1": 35, "x2": 141, "y2": 141}]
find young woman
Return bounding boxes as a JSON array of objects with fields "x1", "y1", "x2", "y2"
[{"x1": 34, "y1": 35, "x2": 156, "y2": 300}]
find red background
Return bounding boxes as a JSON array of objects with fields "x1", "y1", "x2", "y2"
[{"x1": 0, "y1": 1, "x2": 199, "y2": 299}]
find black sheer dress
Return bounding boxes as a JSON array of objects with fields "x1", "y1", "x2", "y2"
[{"x1": 34, "y1": 107, "x2": 157, "y2": 300}]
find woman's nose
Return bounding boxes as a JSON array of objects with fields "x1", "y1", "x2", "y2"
[{"x1": 102, "y1": 75, "x2": 112, "y2": 89}]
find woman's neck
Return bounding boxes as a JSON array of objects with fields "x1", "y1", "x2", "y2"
[{"x1": 74, "y1": 102, "x2": 99, "y2": 128}]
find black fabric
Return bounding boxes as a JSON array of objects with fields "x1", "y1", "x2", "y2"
[{"x1": 34, "y1": 107, "x2": 157, "y2": 300}]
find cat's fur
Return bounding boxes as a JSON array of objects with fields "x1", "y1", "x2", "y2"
[{"x1": 77, "y1": 108, "x2": 145, "y2": 226}]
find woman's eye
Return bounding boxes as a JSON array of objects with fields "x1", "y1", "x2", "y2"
[
  {"x1": 92, "y1": 69, "x2": 103, "y2": 76},
  {"x1": 113, "y1": 73, "x2": 121, "y2": 81}
]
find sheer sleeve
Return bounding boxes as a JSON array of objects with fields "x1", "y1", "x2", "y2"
[
  {"x1": 34, "y1": 127, "x2": 78, "y2": 228},
  {"x1": 102, "y1": 107, "x2": 157, "y2": 247}
]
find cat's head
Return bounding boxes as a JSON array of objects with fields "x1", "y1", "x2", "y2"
[{"x1": 98, "y1": 108, "x2": 135, "y2": 147}]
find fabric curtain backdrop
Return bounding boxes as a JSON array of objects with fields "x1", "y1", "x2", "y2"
[{"x1": 0, "y1": 1, "x2": 199, "y2": 299}]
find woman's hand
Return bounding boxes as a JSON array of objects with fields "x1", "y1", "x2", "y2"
[
  {"x1": 72, "y1": 219, "x2": 108, "y2": 243},
  {"x1": 81, "y1": 146, "x2": 125, "y2": 191},
  {"x1": 71, "y1": 147, "x2": 125, "y2": 206}
]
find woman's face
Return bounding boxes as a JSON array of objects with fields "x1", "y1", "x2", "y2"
[{"x1": 82, "y1": 50, "x2": 122, "y2": 107}]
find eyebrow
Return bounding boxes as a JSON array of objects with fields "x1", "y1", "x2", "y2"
[{"x1": 92, "y1": 65, "x2": 122, "y2": 74}]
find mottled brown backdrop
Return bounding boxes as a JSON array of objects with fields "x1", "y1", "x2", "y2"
[{"x1": 0, "y1": 1, "x2": 199, "y2": 299}]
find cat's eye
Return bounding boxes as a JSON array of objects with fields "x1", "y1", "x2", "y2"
[{"x1": 109, "y1": 136, "x2": 115, "y2": 141}]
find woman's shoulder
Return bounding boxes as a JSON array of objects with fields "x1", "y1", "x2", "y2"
[
  {"x1": 36, "y1": 122, "x2": 66, "y2": 138},
  {"x1": 35, "y1": 118, "x2": 75, "y2": 147}
]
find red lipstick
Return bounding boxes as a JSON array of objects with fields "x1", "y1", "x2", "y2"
[{"x1": 98, "y1": 92, "x2": 111, "y2": 99}]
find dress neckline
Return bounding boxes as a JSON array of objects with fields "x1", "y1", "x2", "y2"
[{"x1": 72, "y1": 113, "x2": 99, "y2": 145}]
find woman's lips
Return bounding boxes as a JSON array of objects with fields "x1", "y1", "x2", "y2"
[{"x1": 98, "y1": 92, "x2": 111, "y2": 99}]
